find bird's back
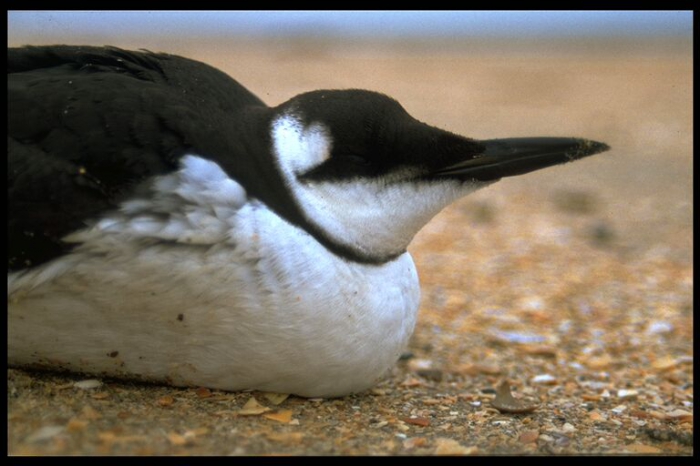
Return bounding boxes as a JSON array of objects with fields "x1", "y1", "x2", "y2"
[{"x1": 8, "y1": 45, "x2": 267, "y2": 270}]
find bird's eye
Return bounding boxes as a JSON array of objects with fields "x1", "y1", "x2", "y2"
[
  {"x1": 337, "y1": 154, "x2": 371, "y2": 166},
  {"x1": 300, "y1": 153, "x2": 376, "y2": 182}
]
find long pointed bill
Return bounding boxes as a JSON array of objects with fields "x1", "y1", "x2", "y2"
[{"x1": 435, "y1": 137, "x2": 610, "y2": 181}]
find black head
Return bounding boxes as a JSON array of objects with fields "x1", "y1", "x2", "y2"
[
  {"x1": 266, "y1": 89, "x2": 606, "y2": 262},
  {"x1": 275, "y1": 90, "x2": 487, "y2": 184}
]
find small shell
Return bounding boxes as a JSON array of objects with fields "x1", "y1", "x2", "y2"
[{"x1": 491, "y1": 380, "x2": 540, "y2": 414}]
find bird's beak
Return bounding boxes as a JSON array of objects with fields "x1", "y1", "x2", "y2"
[{"x1": 434, "y1": 137, "x2": 610, "y2": 181}]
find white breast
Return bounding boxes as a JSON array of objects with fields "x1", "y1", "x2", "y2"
[{"x1": 7, "y1": 156, "x2": 420, "y2": 397}]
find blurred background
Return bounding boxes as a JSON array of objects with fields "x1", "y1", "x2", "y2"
[{"x1": 7, "y1": 11, "x2": 692, "y2": 44}]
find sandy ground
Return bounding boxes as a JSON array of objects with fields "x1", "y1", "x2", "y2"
[{"x1": 7, "y1": 37, "x2": 692, "y2": 455}]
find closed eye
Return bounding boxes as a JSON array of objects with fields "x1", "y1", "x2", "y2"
[
  {"x1": 337, "y1": 154, "x2": 371, "y2": 166},
  {"x1": 299, "y1": 153, "x2": 379, "y2": 182}
]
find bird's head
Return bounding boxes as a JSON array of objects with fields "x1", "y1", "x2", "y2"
[{"x1": 268, "y1": 89, "x2": 609, "y2": 263}]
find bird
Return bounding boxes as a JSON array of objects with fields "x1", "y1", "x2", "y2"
[{"x1": 7, "y1": 45, "x2": 609, "y2": 398}]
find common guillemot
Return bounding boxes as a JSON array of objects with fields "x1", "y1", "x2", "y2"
[{"x1": 8, "y1": 45, "x2": 609, "y2": 397}]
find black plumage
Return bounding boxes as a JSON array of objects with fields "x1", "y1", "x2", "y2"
[{"x1": 8, "y1": 45, "x2": 281, "y2": 271}]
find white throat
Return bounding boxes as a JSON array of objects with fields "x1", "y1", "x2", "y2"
[{"x1": 271, "y1": 114, "x2": 483, "y2": 259}]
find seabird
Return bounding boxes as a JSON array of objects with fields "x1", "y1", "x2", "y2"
[{"x1": 8, "y1": 45, "x2": 609, "y2": 397}]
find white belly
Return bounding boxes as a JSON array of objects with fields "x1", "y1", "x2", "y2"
[{"x1": 8, "y1": 200, "x2": 420, "y2": 398}]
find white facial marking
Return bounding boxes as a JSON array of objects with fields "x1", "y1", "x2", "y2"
[
  {"x1": 271, "y1": 114, "x2": 331, "y2": 175},
  {"x1": 271, "y1": 114, "x2": 485, "y2": 259}
]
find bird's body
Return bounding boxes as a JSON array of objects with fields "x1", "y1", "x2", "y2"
[
  {"x1": 9, "y1": 168, "x2": 420, "y2": 396},
  {"x1": 8, "y1": 46, "x2": 609, "y2": 397}
]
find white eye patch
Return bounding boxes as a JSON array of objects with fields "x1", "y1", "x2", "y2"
[{"x1": 271, "y1": 114, "x2": 332, "y2": 176}]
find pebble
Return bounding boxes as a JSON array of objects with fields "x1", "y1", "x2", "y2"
[
  {"x1": 408, "y1": 358, "x2": 434, "y2": 371},
  {"x1": 167, "y1": 432, "x2": 193, "y2": 447},
  {"x1": 490, "y1": 330, "x2": 547, "y2": 344},
  {"x1": 617, "y1": 389, "x2": 639, "y2": 399},
  {"x1": 611, "y1": 404, "x2": 627, "y2": 414},
  {"x1": 237, "y1": 397, "x2": 270, "y2": 416},
  {"x1": 491, "y1": 381, "x2": 540, "y2": 414},
  {"x1": 586, "y1": 354, "x2": 612, "y2": 369},
  {"x1": 580, "y1": 380, "x2": 609, "y2": 390},
  {"x1": 156, "y1": 396, "x2": 175, "y2": 407},
  {"x1": 73, "y1": 379, "x2": 102, "y2": 390},
  {"x1": 263, "y1": 410, "x2": 294, "y2": 423},
  {"x1": 402, "y1": 416, "x2": 431, "y2": 427},
  {"x1": 652, "y1": 356, "x2": 679, "y2": 371},
  {"x1": 531, "y1": 374, "x2": 557, "y2": 384},
  {"x1": 523, "y1": 345, "x2": 558, "y2": 358},
  {"x1": 518, "y1": 429, "x2": 539, "y2": 444},
  {"x1": 665, "y1": 409, "x2": 692, "y2": 420},
  {"x1": 646, "y1": 321, "x2": 673, "y2": 335},
  {"x1": 561, "y1": 423, "x2": 576, "y2": 433},
  {"x1": 195, "y1": 387, "x2": 213, "y2": 398}
]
